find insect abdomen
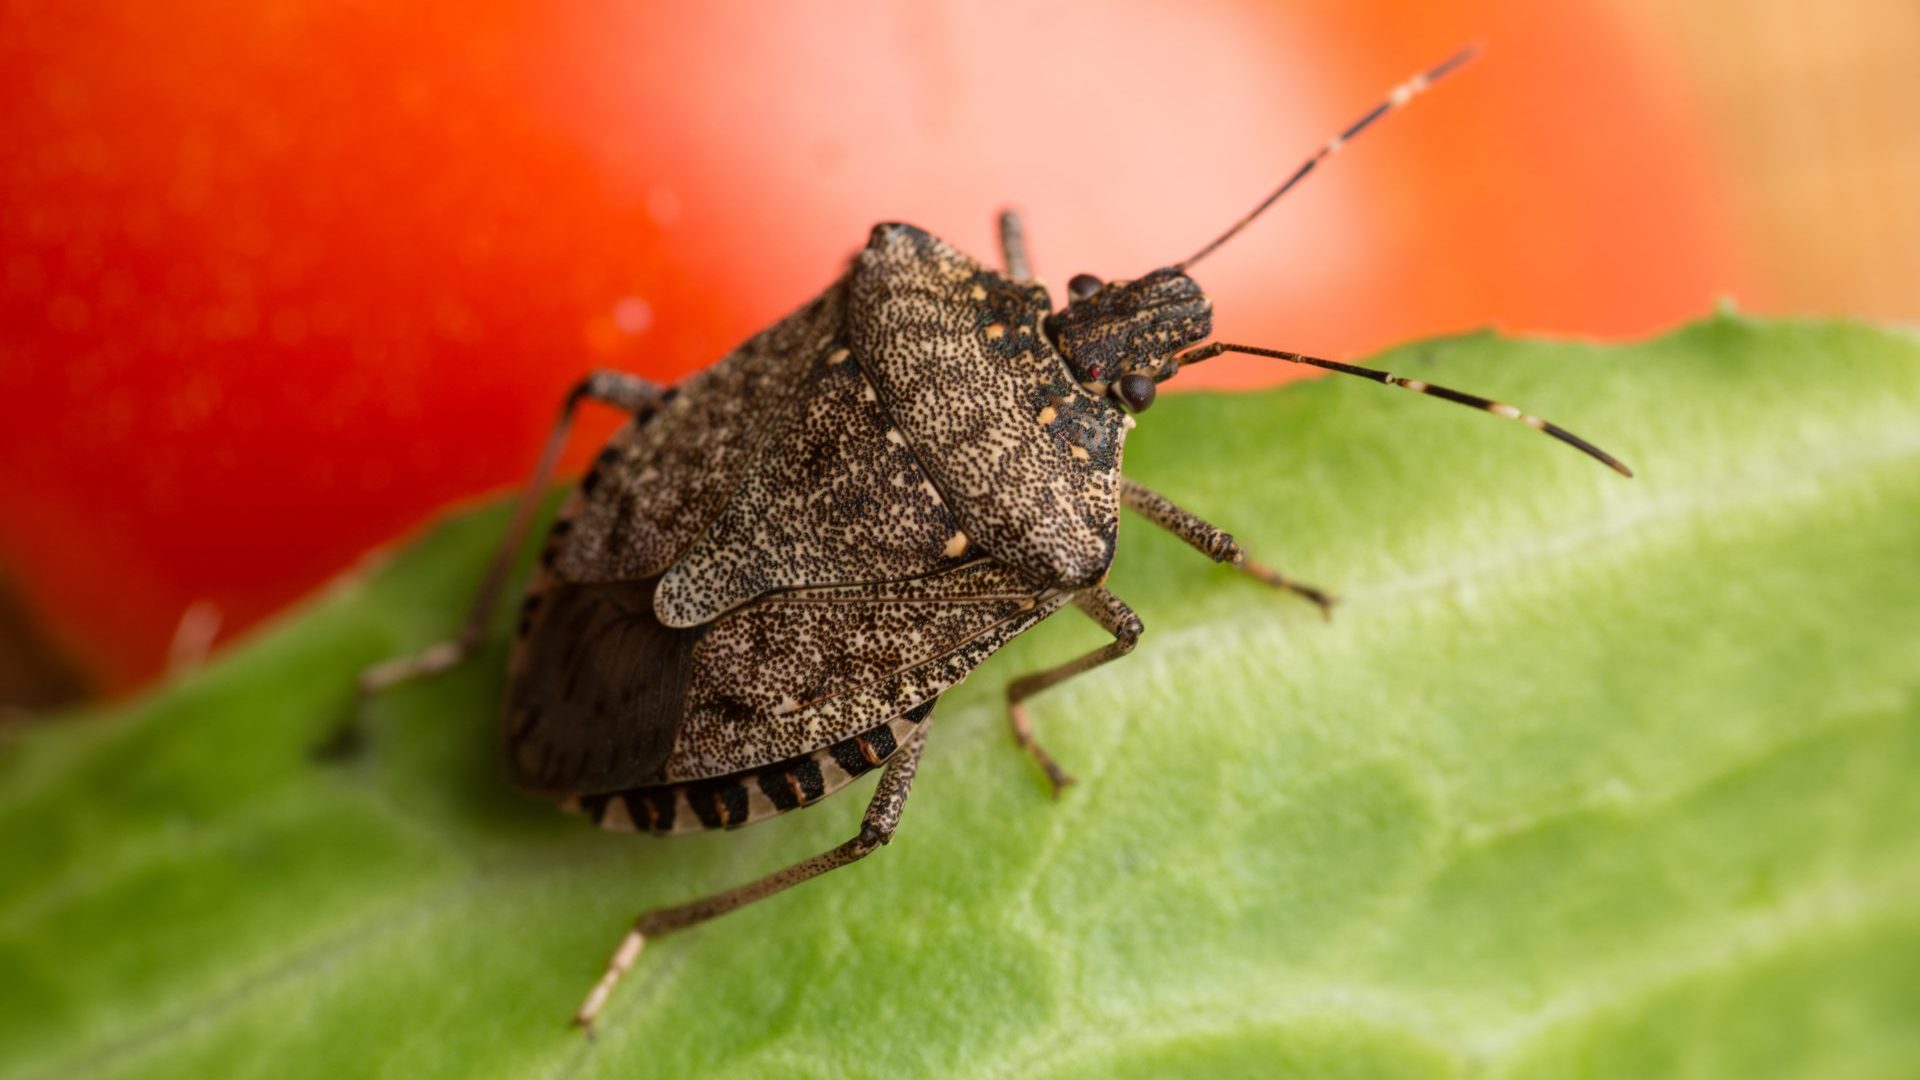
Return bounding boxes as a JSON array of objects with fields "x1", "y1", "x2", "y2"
[{"x1": 572, "y1": 699, "x2": 934, "y2": 836}]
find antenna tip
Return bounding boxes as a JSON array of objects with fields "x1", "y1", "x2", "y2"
[{"x1": 1429, "y1": 42, "x2": 1483, "y2": 82}]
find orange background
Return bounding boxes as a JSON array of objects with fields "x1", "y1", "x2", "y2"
[{"x1": 0, "y1": 2, "x2": 1911, "y2": 700}]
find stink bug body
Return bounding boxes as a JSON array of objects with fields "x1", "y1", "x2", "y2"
[{"x1": 348, "y1": 46, "x2": 1630, "y2": 1030}]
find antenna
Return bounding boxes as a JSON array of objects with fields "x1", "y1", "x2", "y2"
[
  {"x1": 1174, "y1": 342, "x2": 1633, "y2": 477},
  {"x1": 1176, "y1": 44, "x2": 1480, "y2": 271}
]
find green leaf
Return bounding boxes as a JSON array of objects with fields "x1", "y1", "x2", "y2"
[{"x1": 5, "y1": 313, "x2": 1919, "y2": 1079}]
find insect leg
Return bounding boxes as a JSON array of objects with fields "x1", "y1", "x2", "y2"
[
  {"x1": 1119, "y1": 477, "x2": 1334, "y2": 617},
  {"x1": 322, "y1": 370, "x2": 666, "y2": 756},
  {"x1": 573, "y1": 718, "x2": 932, "y2": 1033},
  {"x1": 1006, "y1": 588, "x2": 1142, "y2": 797},
  {"x1": 997, "y1": 209, "x2": 1032, "y2": 282}
]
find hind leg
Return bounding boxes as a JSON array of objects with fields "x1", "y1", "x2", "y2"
[{"x1": 574, "y1": 718, "x2": 932, "y2": 1033}]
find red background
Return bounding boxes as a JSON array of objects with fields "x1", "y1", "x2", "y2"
[{"x1": 0, "y1": 2, "x2": 1751, "y2": 695}]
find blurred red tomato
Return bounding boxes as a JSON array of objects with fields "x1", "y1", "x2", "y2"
[{"x1": 0, "y1": 2, "x2": 1749, "y2": 693}]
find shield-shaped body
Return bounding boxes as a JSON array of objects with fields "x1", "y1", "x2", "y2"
[{"x1": 503, "y1": 223, "x2": 1132, "y2": 834}]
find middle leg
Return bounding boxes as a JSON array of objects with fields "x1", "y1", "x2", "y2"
[
  {"x1": 1006, "y1": 588, "x2": 1142, "y2": 797},
  {"x1": 320, "y1": 370, "x2": 666, "y2": 757}
]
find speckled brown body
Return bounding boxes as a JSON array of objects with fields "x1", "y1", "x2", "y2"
[
  {"x1": 346, "y1": 52, "x2": 1634, "y2": 1029},
  {"x1": 504, "y1": 223, "x2": 1131, "y2": 832}
]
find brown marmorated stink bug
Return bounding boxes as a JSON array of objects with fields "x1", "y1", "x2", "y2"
[{"x1": 346, "y1": 46, "x2": 1630, "y2": 1030}]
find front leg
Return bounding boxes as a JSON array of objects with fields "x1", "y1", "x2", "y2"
[
  {"x1": 1006, "y1": 588, "x2": 1142, "y2": 797},
  {"x1": 1119, "y1": 477, "x2": 1335, "y2": 617},
  {"x1": 997, "y1": 209, "x2": 1032, "y2": 282}
]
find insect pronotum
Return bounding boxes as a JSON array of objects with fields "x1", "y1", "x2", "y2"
[{"x1": 346, "y1": 45, "x2": 1629, "y2": 1031}]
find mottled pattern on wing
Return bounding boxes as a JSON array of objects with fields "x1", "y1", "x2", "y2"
[
  {"x1": 654, "y1": 346, "x2": 970, "y2": 627},
  {"x1": 559, "y1": 280, "x2": 847, "y2": 584},
  {"x1": 503, "y1": 577, "x2": 704, "y2": 795},
  {"x1": 660, "y1": 559, "x2": 1066, "y2": 780},
  {"x1": 848, "y1": 223, "x2": 1128, "y2": 588}
]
